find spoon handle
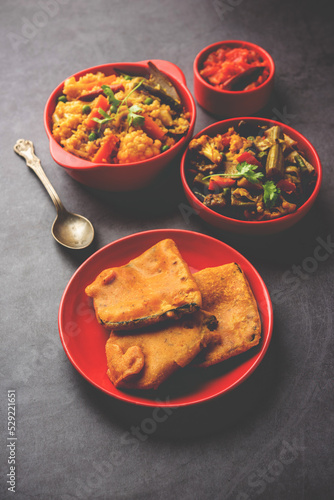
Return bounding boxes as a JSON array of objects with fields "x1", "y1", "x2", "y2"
[{"x1": 13, "y1": 139, "x2": 65, "y2": 214}]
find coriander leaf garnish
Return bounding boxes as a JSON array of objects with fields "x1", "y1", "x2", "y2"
[
  {"x1": 263, "y1": 180, "x2": 281, "y2": 208},
  {"x1": 101, "y1": 85, "x2": 121, "y2": 108},
  {"x1": 120, "y1": 79, "x2": 145, "y2": 109},
  {"x1": 236, "y1": 162, "x2": 264, "y2": 183},
  {"x1": 99, "y1": 79, "x2": 145, "y2": 126},
  {"x1": 202, "y1": 162, "x2": 264, "y2": 184},
  {"x1": 97, "y1": 108, "x2": 112, "y2": 120},
  {"x1": 112, "y1": 78, "x2": 145, "y2": 126},
  {"x1": 92, "y1": 108, "x2": 113, "y2": 132},
  {"x1": 127, "y1": 105, "x2": 144, "y2": 126}
]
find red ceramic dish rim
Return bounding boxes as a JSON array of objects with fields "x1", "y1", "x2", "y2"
[
  {"x1": 194, "y1": 40, "x2": 275, "y2": 95},
  {"x1": 44, "y1": 60, "x2": 196, "y2": 171},
  {"x1": 58, "y1": 229, "x2": 273, "y2": 407},
  {"x1": 181, "y1": 117, "x2": 322, "y2": 230}
]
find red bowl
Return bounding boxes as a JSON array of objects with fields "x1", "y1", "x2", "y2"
[
  {"x1": 58, "y1": 229, "x2": 273, "y2": 407},
  {"x1": 44, "y1": 60, "x2": 196, "y2": 192},
  {"x1": 180, "y1": 117, "x2": 322, "y2": 235},
  {"x1": 193, "y1": 40, "x2": 275, "y2": 117}
]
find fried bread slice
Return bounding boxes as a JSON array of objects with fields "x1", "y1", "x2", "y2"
[
  {"x1": 105, "y1": 310, "x2": 217, "y2": 390},
  {"x1": 85, "y1": 239, "x2": 202, "y2": 331},
  {"x1": 193, "y1": 263, "x2": 261, "y2": 367}
]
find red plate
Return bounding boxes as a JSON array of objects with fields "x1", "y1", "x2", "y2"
[{"x1": 58, "y1": 229, "x2": 273, "y2": 407}]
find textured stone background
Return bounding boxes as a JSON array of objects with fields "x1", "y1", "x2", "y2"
[{"x1": 1, "y1": 0, "x2": 333, "y2": 499}]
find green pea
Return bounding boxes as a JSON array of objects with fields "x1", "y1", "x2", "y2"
[
  {"x1": 82, "y1": 104, "x2": 91, "y2": 114},
  {"x1": 161, "y1": 145, "x2": 170, "y2": 152},
  {"x1": 88, "y1": 132, "x2": 97, "y2": 141},
  {"x1": 144, "y1": 97, "x2": 153, "y2": 105},
  {"x1": 123, "y1": 75, "x2": 133, "y2": 80},
  {"x1": 110, "y1": 104, "x2": 118, "y2": 113},
  {"x1": 58, "y1": 95, "x2": 67, "y2": 103}
]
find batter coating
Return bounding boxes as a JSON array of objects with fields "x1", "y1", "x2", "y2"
[
  {"x1": 85, "y1": 239, "x2": 202, "y2": 331},
  {"x1": 193, "y1": 263, "x2": 261, "y2": 367},
  {"x1": 105, "y1": 310, "x2": 217, "y2": 389}
]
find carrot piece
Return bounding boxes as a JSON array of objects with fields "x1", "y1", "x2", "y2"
[
  {"x1": 92, "y1": 134, "x2": 118, "y2": 163},
  {"x1": 142, "y1": 116, "x2": 165, "y2": 141},
  {"x1": 85, "y1": 74, "x2": 117, "y2": 91},
  {"x1": 86, "y1": 95, "x2": 110, "y2": 128}
]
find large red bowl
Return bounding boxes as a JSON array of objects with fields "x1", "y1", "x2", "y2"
[
  {"x1": 194, "y1": 40, "x2": 275, "y2": 117},
  {"x1": 181, "y1": 117, "x2": 322, "y2": 235},
  {"x1": 44, "y1": 60, "x2": 196, "y2": 192},
  {"x1": 58, "y1": 229, "x2": 273, "y2": 407}
]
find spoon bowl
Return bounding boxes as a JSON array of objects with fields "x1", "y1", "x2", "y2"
[
  {"x1": 52, "y1": 211, "x2": 94, "y2": 250},
  {"x1": 14, "y1": 139, "x2": 94, "y2": 250}
]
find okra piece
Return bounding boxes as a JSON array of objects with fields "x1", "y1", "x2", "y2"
[
  {"x1": 294, "y1": 153, "x2": 308, "y2": 172},
  {"x1": 194, "y1": 190, "x2": 205, "y2": 201},
  {"x1": 221, "y1": 187, "x2": 231, "y2": 198},
  {"x1": 286, "y1": 151, "x2": 315, "y2": 174},
  {"x1": 231, "y1": 188, "x2": 258, "y2": 207},
  {"x1": 203, "y1": 192, "x2": 228, "y2": 209},
  {"x1": 285, "y1": 165, "x2": 301, "y2": 186},
  {"x1": 285, "y1": 165, "x2": 300, "y2": 174},
  {"x1": 193, "y1": 173, "x2": 210, "y2": 188},
  {"x1": 295, "y1": 153, "x2": 315, "y2": 174},
  {"x1": 265, "y1": 126, "x2": 285, "y2": 179}
]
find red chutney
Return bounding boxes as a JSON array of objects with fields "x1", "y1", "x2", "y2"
[{"x1": 200, "y1": 46, "x2": 269, "y2": 91}]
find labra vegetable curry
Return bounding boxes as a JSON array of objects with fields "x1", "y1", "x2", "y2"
[
  {"x1": 187, "y1": 121, "x2": 317, "y2": 221},
  {"x1": 52, "y1": 62, "x2": 190, "y2": 164}
]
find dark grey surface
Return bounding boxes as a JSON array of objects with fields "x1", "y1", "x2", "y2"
[{"x1": 1, "y1": 0, "x2": 334, "y2": 499}]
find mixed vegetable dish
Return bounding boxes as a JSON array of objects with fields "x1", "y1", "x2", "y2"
[
  {"x1": 187, "y1": 121, "x2": 316, "y2": 221},
  {"x1": 200, "y1": 45, "x2": 269, "y2": 91},
  {"x1": 52, "y1": 62, "x2": 190, "y2": 164}
]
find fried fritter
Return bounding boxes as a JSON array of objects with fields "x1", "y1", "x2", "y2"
[
  {"x1": 85, "y1": 239, "x2": 202, "y2": 331},
  {"x1": 105, "y1": 310, "x2": 217, "y2": 390},
  {"x1": 193, "y1": 263, "x2": 261, "y2": 367}
]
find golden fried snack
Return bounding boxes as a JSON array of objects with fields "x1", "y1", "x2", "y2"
[
  {"x1": 85, "y1": 239, "x2": 202, "y2": 331},
  {"x1": 193, "y1": 263, "x2": 261, "y2": 367},
  {"x1": 105, "y1": 310, "x2": 217, "y2": 390}
]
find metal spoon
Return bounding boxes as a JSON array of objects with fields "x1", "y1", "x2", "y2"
[{"x1": 14, "y1": 139, "x2": 94, "y2": 250}]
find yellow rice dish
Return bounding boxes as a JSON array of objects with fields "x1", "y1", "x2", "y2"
[{"x1": 52, "y1": 65, "x2": 191, "y2": 164}]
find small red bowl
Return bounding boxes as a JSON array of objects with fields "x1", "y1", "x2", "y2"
[
  {"x1": 193, "y1": 40, "x2": 275, "y2": 117},
  {"x1": 180, "y1": 117, "x2": 322, "y2": 235},
  {"x1": 44, "y1": 60, "x2": 196, "y2": 192}
]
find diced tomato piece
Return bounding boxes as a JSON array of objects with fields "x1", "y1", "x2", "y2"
[
  {"x1": 237, "y1": 151, "x2": 262, "y2": 168},
  {"x1": 200, "y1": 65, "x2": 218, "y2": 78},
  {"x1": 277, "y1": 179, "x2": 297, "y2": 194},
  {"x1": 209, "y1": 177, "x2": 236, "y2": 190}
]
